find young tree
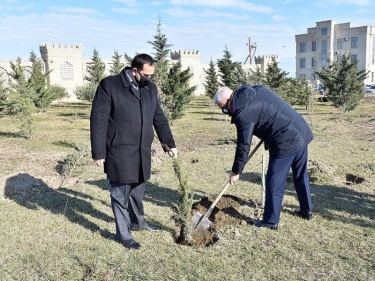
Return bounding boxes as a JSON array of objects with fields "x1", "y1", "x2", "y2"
[
  {"x1": 217, "y1": 46, "x2": 242, "y2": 89},
  {"x1": 74, "y1": 83, "x2": 97, "y2": 103},
  {"x1": 124, "y1": 53, "x2": 133, "y2": 67},
  {"x1": 263, "y1": 57, "x2": 289, "y2": 91},
  {"x1": 7, "y1": 58, "x2": 36, "y2": 138},
  {"x1": 279, "y1": 78, "x2": 312, "y2": 108},
  {"x1": 315, "y1": 54, "x2": 367, "y2": 113},
  {"x1": 247, "y1": 67, "x2": 264, "y2": 85},
  {"x1": 109, "y1": 50, "x2": 125, "y2": 75},
  {"x1": 28, "y1": 51, "x2": 57, "y2": 110},
  {"x1": 85, "y1": 48, "x2": 106, "y2": 84},
  {"x1": 162, "y1": 61, "x2": 196, "y2": 122},
  {"x1": 148, "y1": 17, "x2": 172, "y2": 103},
  {"x1": 203, "y1": 59, "x2": 219, "y2": 99},
  {"x1": 0, "y1": 77, "x2": 7, "y2": 113}
]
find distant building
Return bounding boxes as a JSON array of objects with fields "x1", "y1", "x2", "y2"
[
  {"x1": 0, "y1": 43, "x2": 278, "y2": 101},
  {"x1": 295, "y1": 20, "x2": 375, "y2": 85}
]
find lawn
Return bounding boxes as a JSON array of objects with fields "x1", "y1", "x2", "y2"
[{"x1": 0, "y1": 94, "x2": 374, "y2": 281}]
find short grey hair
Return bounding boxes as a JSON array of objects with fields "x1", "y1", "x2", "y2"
[{"x1": 214, "y1": 87, "x2": 232, "y2": 105}]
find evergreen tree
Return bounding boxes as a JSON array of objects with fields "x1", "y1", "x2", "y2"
[
  {"x1": 162, "y1": 61, "x2": 196, "y2": 122},
  {"x1": 7, "y1": 58, "x2": 36, "y2": 138},
  {"x1": 109, "y1": 50, "x2": 125, "y2": 75},
  {"x1": 315, "y1": 54, "x2": 367, "y2": 113},
  {"x1": 247, "y1": 67, "x2": 264, "y2": 85},
  {"x1": 74, "y1": 83, "x2": 97, "y2": 103},
  {"x1": 85, "y1": 48, "x2": 106, "y2": 84},
  {"x1": 28, "y1": 51, "x2": 55, "y2": 110},
  {"x1": 263, "y1": 57, "x2": 289, "y2": 91},
  {"x1": 217, "y1": 46, "x2": 243, "y2": 89},
  {"x1": 203, "y1": 59, "x2": 219, "y2": 99},
  {"x1": 279, "y1": 78, "x2": 311, "y2": 108},
  {"x1": 148, "y1": 17, "x2": 172, "y2": 103},
  {"x1": 124, "y1": 53, "x2": 133, "y2": 67},
  {"x1": 0, "y1": 77, "x2": 7, "y2": 113}
]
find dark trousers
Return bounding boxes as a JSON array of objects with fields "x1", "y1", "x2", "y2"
[
  {"x1": 263, "y1": 146, "x2": 313, "y2": 224},
  {"x1": 110, "y1": 181, "x2": 147, "y2": 241}
]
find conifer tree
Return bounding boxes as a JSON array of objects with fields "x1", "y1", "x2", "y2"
[
  {"x1": 203, "y1": 59, "x2": 219, "y2": 99},
  {"x1": 248, "y1": 67, "x2": 264, "y2": 85},
  {"x1": 28, "y1": 51, "x2": 56, "y2": 110},
  {"x1": 84, "y1": 48, "x2": 106, "y2": 84},
  {"x1": 109, "y1": 50, "x2": 125, "y2": 75},
  {"x1": 162, "y1": 61, "x2": 196, "y2": 122},
  {"x1": 263, "y1": 57, "x2": 289, "y2": 91},
  {"x1": 124, "y1": 53, "x2": 133, "y2": 67},
  {"x1": 279, "y1": 78, "x2": 311, "y2": 107},
  {"x1": 148, "y1": 17, "x2": 172, "y2": 104},
  {"x1": 7, "y1": 58, "x2": 36, "y2": 138},
  {"x1": 0, "y1": 77, "x2": 7, "y2": 112},
  {"x1": 315, "y1": 54, "x2": 367, "y2": 113},
  {"x1": 217, "y1": 46, "x2": 242, "y2": 89}
]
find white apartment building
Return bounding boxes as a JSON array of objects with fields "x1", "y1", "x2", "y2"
[{"x1": 295, "y1": 20, "x2": 375, "y2": 85}]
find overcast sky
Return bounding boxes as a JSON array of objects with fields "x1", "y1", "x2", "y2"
[{"x1": 0, "y1": 0, "x2": 373, "y2": 75}]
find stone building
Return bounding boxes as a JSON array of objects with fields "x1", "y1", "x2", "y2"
[
  {"x1": 295, "y1": 20, "x2": 375, "y2": 85},
  {"x1": 0, "y1": 43, "x2": 278, "y2": 101}
]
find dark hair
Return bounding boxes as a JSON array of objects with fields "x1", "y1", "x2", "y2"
[{"x1": 131, "y1": 54, "x2": 154, "y2": 70}]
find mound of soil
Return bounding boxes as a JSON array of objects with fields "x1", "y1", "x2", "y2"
[{"x1": 175, "y1": 195, "x2": 263, "y2": 247}]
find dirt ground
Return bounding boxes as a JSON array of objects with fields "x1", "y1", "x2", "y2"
[{"x1": 184, "y1": 195, "x2": 264, "y2": 247}]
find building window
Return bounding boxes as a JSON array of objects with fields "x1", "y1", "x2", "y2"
[
  {"x1": 0, "y1": 67, "x2": 9, "y2": 88},
  {"x1": 300, "y1": 43, "x2": 306, "y2": 52},
  {"x1": 372, "y1": 37, "x2": 375, "y2": 65},
  {"x1": 321, "y1": 39, "x2": 328, "y2": 66},
  {"x1": 300, "y1": 58, "x2": 306, "y2": 68},
  {"x1": 337, "y1": 38, "x2": 344, "y2": 49},
  {"x1": 321, "y1": 28, "x2": 327, "y2": 36},
  {"x1": 312, "y1": 41, "x2": 316, "y2": 52},
  {"x1": 60, "y1": 62, "x2": 74, "y2": 80},
  {"x1": 351, "y1": 37, "x2": 358, "y2": 48},
  {"x1": 351, "y1": 54, "x2": 357, "y2": 62},
  {"x1": 311, "y1": 57, "x2": 316, "y2": 68}
]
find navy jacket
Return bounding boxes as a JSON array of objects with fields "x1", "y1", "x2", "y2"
[
  {"x1": 90, "y1": 67, "x2": 175, "y2": 184},
  {"x1": 231, "y1": 85, "x2": 313, "y2": 174}
]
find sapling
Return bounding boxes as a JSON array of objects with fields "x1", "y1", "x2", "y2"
[
  {"x1": 60, "y1": 143, "x2": 89, "y2": 188},
  {"x1": 171, "y1": 158, "x2": 195, "y2": 245}
]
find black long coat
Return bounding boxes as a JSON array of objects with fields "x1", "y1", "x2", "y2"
[{"x1": 90, "y1": 68, "x2": 175, "y2": 184}]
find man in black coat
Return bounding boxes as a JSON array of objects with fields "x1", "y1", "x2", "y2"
[
  {"x1": 214, "y1": 85, "x2": 313, "y2": 230},
  {"x1": 90, "y1": 54, "x2": 177, "y2": 249}
]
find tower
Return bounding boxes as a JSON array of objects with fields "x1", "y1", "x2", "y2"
[{"x1": 39, "y1": 43, "x2": 84, "y2": 100}]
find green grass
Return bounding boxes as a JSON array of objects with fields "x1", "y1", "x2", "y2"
[{"x1": 0, "y1": 96, "x2": 374, "y2": 280}]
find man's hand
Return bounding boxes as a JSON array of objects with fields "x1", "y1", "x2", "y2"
[
  {"x1": 93, "y1": 159, "x2": 105, "y2": 167},
  {"x1": 229, "y1": 171, "x2": 239, "y2": 185},
  {"x1": 168, "y1": 148, "x2": 178, "y2": 159}
]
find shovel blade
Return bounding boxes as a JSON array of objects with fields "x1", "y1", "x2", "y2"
[{"x1": 191, "y1": 211, "x2": 212, "y2": 233}]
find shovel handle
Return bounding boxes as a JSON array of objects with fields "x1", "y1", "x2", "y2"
[
  {"x1": 202, "y1": 140, "x2": 264, "y2": 221},
  {"x1": 201, "y1": 181, "x2": 231, "y2": 221}
]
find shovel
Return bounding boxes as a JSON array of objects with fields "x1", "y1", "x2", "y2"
[{"x1": 191, "y1": 140, "x2": 264, "y2": 233}]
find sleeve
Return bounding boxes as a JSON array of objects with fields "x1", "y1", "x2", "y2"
[
  {"x1": 152, "y1": 87, "x2": 176, "y2": 151},
  {"x1": 90, "y1": 79, "x2": 111, "y2": 160},
  {"x1": 232, "y1": 120, "x2": 254, "y2": 175}
]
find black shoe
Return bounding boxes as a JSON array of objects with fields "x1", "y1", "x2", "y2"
[
  {"x1": 295, "y1": 208, "x2": 312, "y2": 220},
  {"x1": 131, "y1": 224, "x2": 160, "y2": 231},
  {"x1": 248, "y1": 219, "x2": 278, "y2": 230},
  {"x1": 122, "y1": 239, "x2": 141, "y2": 249}
]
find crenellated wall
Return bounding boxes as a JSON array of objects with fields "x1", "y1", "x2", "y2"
[{"x1": 0, "y1": 44, "x2": 278, "y2": 100}]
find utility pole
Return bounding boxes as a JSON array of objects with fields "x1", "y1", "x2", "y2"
[{"x1": 244, "y1": 37, "x2": 257, "y2": 65}]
